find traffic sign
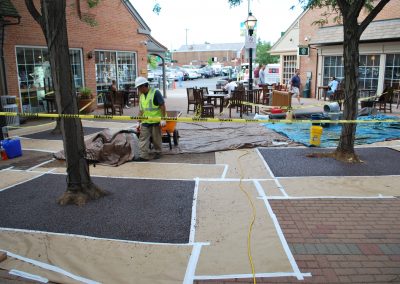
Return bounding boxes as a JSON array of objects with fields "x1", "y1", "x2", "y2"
[{"x1": 245, "y1": 34, "x2": 256, "y2": 49}]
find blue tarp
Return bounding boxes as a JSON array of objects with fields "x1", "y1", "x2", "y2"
[{"x1": 264, "y1": 115, "x2": 400, "y2": 147}]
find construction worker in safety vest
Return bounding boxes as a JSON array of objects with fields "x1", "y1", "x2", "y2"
[{"x1": 135, "y1": 76, "x2": 167, "y2": 161}]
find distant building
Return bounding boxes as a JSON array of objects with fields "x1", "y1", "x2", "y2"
[
  {"x1": 172, "y1": 43, "x2": 244, "y2": 67},
  {"x1": 271, "y1": 1, "x2": 400, "y2": 98},
  {"x1": 0, "y1": 0, "x2": 167, "y2": 113}
]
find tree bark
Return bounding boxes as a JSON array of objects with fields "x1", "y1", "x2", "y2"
[
  {"x1": 335, "y1": 12, "x2": 361, "y2": 162},
  {"x1": 25, "y1": 0, "x2": 107, "y2": 205}
]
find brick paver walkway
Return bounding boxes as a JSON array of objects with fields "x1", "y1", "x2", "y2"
[{"x1": 196, "y1": 198, "x2": 400, "y2": 283}]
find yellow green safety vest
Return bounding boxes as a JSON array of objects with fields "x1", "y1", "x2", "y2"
[{"x1": 139, "y1": 88, "x2": 162, "y2": 124}]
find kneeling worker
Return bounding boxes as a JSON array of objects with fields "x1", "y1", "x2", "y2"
[{"x1": 135, "y1": 77, "x2": 167, "y2": 161}]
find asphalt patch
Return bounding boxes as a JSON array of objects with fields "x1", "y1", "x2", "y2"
[
  {"x1": 0, "y1": 150, "x2": 53, "y2": 170},
  {"x1": 0, "y1": 174, "x2": 194, "y2": 243},
  {"x1": 22, "y1": 127, "x2": 105, "y2": 140},
  {"x1": 258, "y1": 147, "x2": 400, "y2": 177}
]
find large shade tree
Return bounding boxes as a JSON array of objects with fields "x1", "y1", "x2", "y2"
[
  {"x1": 25, "y1": 0, "x2": 107, "y2": 205},
  {"x1": 229, "y1": 0, "x2": 391, "y2": 162}
]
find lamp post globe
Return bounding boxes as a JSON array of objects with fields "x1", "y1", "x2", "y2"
[{"x1": 245, "y1": 12, "x2": 257, "y2": 91}]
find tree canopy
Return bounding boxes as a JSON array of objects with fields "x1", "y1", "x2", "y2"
[{"x1": 255, "y1": 40, "x2": 279, "y2": 65}]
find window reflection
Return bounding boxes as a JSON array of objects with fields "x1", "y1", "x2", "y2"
[{"x1": 16, "y1": 47, "x2": 83, "y2": 113}]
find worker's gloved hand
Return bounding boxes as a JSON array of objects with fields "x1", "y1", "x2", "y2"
[{"x1": 160, "y1": 120, "x2": 167, "y2": 127}]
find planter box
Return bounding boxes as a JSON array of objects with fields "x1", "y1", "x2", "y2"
[{"x1": 78, "y1": 98, "x2": 96, "y2": 113}]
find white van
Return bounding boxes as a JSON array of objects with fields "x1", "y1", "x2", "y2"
[{"x1": 264, "y1": 64, "x2": 280, "y2": 84}]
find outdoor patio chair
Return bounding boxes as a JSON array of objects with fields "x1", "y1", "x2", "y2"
[
  {"x1": 186, "y1": 87, "x2": 196, "y2": 113},
  {"x1": 193, "y1": 88, "x2": 214, "y2": 118},
  {"x1": 246, "y1": 88, "x2": 262, "y2": 114},
  {"x1": 373, "y1": 87, "x2": 394, "y2": 113},
  {"x1": 104, "y1": 90, "x2": 123, "y2": 115},
  {"x1": 229, "y1": 88, "x2": 246, "y2": 118},
  {"x1": 261, "y1": 85, "x2": 271, "y2": 105}
]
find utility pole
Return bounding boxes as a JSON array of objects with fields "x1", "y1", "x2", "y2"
[{"x1": 185, "y1": 28, "x2": 189, "y2": 46}]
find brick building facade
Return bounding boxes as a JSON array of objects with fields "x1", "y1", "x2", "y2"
[
  {"x1": 1, "y1": 0, "x2": 166, "y2": 113},
  {"x1": 271, "y1": 1, "x2": 400, "y2": 98},
  {"x1": 172, "y1": 43, "x2": 244, "y2": 67}
]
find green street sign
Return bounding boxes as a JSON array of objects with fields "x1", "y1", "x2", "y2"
[{"x1": 298, "y1": 46, "x2": 309, "y2": 56}]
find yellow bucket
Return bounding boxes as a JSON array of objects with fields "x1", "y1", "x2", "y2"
[{"x1": 309, "y1": 125, "x2": 323, "y2": 146}]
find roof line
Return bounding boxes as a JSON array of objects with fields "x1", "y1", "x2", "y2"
[
  {"x1": 271, "y1": 8, "x2": 308, "y2": 50},
  {"x1": 121, "y1": 0, "x2": 151, "y2": 34}
]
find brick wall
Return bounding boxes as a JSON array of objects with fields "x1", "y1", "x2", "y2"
[
  {"x1": 173, "y1": 50, "x2": 239, "y2": 66},
  {"x1": 4, "y1": 0, "x2": 149, "y2": 98}
]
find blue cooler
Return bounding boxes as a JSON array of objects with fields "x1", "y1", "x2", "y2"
[{"x1": 2, "y1": 138, "x2": 22, "y2": 159}]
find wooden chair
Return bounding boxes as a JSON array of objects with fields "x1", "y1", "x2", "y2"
[
  {"x1": 373, "y1": 87, "x2": 394, "y2": 113},
  {"x1": 104, "y1": 90, "x2": 123, "y2": 115},
  {"x1": 193, "y1": 88, "x2": 214, "y2": 118},
  {"x1": 261, "y1": 85, "x2": 270, "y2": 105},
  {"x1": 246, "y1": 88, "x2": 262, "y2": 114},
  {"x1": 186, "y1": 87, "x2": 196, "y2": 113},
  {"x1": 229, "y1": 88, "x2": 245, "y2": 118}
]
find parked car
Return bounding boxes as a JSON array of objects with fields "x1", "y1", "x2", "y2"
[
  {"x1": 183, "y1": 68, "x2": 201, "y2": 80},
  {"x1": 198, "y1": 67, "x2": 214, "y2": 78},
  {"x1": 169, "y1": 66, "x2": 189, "y2": 81},
  {"x1": 221, "y1": 66, "x2": 233, "y2": 76}
]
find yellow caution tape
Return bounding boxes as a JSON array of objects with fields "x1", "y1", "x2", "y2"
[{"x1": 0, "y1": 112, "x2": 399, "y2": 124}]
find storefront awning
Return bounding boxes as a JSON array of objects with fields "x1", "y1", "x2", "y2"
[{"x1": 310, "y1": 18, "x2": 400, "y2": 46}]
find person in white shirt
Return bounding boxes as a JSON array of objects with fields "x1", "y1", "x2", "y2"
[
  {"x1": 327, "y1": 77, "x2": 339, "y2": 99},
  {"x1": 223, "y1": 79, "x2": 237, "y2": 99}
]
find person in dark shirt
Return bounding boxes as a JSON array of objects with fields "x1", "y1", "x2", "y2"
[{"x1": 290, "y1": 69, "x2": 302, "y2": 105}]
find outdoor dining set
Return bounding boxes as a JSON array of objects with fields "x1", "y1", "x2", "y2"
[{"x1": 186, "y1": 84, "x2": 273, "y2": 118}]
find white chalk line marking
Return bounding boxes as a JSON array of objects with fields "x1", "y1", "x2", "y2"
[
  {"x1": 255, "y1": 148, "x2": 289, "y2": 197},
  {"x1": 183, "y1": 243, "x2": 204, "y2": 284},
  {"x1": 0, "y1": 227, "x2": 209, "y2": 247},
  {"x1": 189, "y1": 178, "x2": 199, "y2": 244},
  {"x1": 26, "y1": 158, "x2": 55, "y2": 172},
  {"x1": 9, "y1": 269, "x2": 48, "y2": 283},
  {"x1": 194, "y1": 272, "x2": 312, "y2": 280},
  {"x1": 1, "y1": 249, "x2": 100, "y2": 284},
  {"x1": 254, "y1": 180, "x2": 306, "y2": 280}
]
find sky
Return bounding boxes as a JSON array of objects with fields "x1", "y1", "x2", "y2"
[{"x1": 130, "y1": 0, "x2": 304, "y2": 51}]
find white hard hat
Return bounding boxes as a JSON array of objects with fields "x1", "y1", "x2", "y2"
[{"x1": 135, "y1": 77, "x2": 149, "y2": 88}]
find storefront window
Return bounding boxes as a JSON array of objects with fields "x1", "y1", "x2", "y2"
[
  {"x1": 16, "y1": 47, "x2": 83, "y2": 113},
  {"x1": 358, "y1": 55, "x2": 380, "y2": 90},
  {"x1": 282, "y1": 55, "x2": 297, "y2": 85},
  {"x1": 322, "y1": 56, "x2": 344, "y2": 85},
  {"x1": 95, "y1": 50, "x2": 137, "y2": 98},
  {"x1": 384, "y1": 54, "x2": 400, "y2": 89}
]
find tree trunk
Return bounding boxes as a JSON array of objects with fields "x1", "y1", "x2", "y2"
[
  {"x1": 334, "y1": 11, "x2": 362, "y2": 163},
  {"x1": 26, "y1": 0, "x2": 107, "y2": 205}
]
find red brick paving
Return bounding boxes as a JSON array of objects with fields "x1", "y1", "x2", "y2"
[{"x1": 195, "y1": 198, "x2": 400, "y2": 284}]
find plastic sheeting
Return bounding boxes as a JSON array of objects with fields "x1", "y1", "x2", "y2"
[{"x1": 264, "y1": 115, "x2": 400, "y2": 147}]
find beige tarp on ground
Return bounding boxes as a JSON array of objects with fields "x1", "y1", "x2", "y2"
[
  {"x1": 0, "y1": 171, "x2": 43, "y2": 191},
  {"x1": 279, "y1": 176, "x2": 400, "y2": 197},
  {"x1": 163, "y1": 122, "x2": 293, "y2": 154},
  {"x1": 51, "y1": 162, "x2": 226, "y2": 180},
  {"x1": 0, "y1": 231, "x2": 192, "y2": 284},
  {"x1": 195, "y1": 181, "x2": 293, "y2": 276},
  {"x1": 19, "y1": 138, "x2": 63, "y2": 152}
]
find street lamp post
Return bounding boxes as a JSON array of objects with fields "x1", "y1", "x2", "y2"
[{"x1": 245, "y1": 12, "x2": 257, "y2": 91}]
